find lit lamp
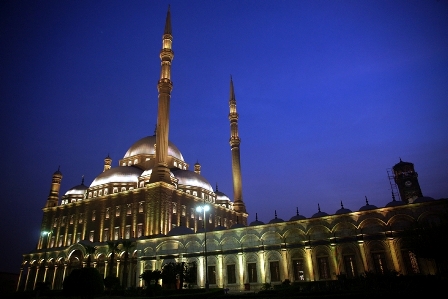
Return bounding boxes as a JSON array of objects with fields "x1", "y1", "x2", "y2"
[{"x1": 196, "y1": 205, "x2": 210, "y2": 290}]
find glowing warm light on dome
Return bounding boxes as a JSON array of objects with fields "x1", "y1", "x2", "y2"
[
  {"x1": 123, "y1": 135, "x2": 184, "y2": 161},
  {"x1": 90, "y1": 166, "x2": 143, "y2": 187}
]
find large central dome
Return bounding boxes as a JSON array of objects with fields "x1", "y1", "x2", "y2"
[{"x1": 123, "y1": 135, "x2": 184, "y2": 161}]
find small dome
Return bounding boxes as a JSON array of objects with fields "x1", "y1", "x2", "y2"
[
  {"x1": 167, "y1": 225, "x2": 194, "y2": 236},
  {"x1": 230, "y1": 223, "x2": 246, "y2": 229},
  {"x1": 312, "y1": 204, "x2": 328, "y2": 218},
  {"x1": 335, "y1": 201, "x2": 352, "y2": 214},
  {"x1": 53, "y1": 168, "x2": 62, "y2": 176},
  {"x1": 249, "y1": 213, "x2": 265, "y2": 226},
  {"x1": 359, "y1": 196, "x2": 377, "y2": 211},
  {"x1": 268, "y1": 211, "x2": 284, "y2": 224},
  {"x1": 413, "y1": 196, "x2": 435, "y2": 203},
  {"x1": 149, "y1": 232, "x2": 166, "y2": 238},
  {"x1": 171, "y1": 169, "x2": 213, "y2": 192},
  {"x1": 359, "y1": 204, "x2": 378, "y2": 211},
  {"x1": 335, "y1": 207, "x2": 352, "y2": 214},
  {"x1": 312, "y1": 211, "x2": 329, "y2": 218},
  {"x1": 90, "y1": 166, "x2": 143, "y2": 187},
  {"x1": 214, "y1": 224, "x2": 227, "y2": 231},
  {"x1": 65, "y1": 184, "x2": 88, "y2": 196},
  {"x1": 385, "y1": 199, "x2": 406, "y2": 207},
  {"x1": 124, "y1": 135, "x2": 184, "y2": 161},
  {"x1": 289, "y1": 208, "x2": 306, "y2": 221}
]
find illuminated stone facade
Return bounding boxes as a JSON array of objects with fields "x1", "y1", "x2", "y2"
[{"x1": 18, "y1": 7, "x2": 447, "y2": 292}]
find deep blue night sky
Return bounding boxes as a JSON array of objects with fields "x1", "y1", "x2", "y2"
[{"x1": 1, "y1": 0, "x2": 447, "y2": 274}]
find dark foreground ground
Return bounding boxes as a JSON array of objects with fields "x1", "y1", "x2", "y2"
[{"x1": 4, "y1": 275, "x2": 446, "y2": 299}]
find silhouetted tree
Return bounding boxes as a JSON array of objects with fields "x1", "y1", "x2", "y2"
[
  {"x1": 63, "y1": 267, "x2": 104, "y2": 299},
  {"x1": 80, "y1": 241, "x2": 96, "y2": 268},
  {"x1": 107, "y1": 241, "x2": 120, "y2": 277},
  {"x1": 402, "y1": 217, "x2": 448, "y2": 275},
  {"x1": 161, "y1": 262, "x2": 196, "y2": 290},
  {"x1": 120, "y1": 239, "x2": 135, "y2": 289}
]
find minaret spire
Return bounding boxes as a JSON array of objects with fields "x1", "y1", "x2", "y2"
[
  {"x1": 150, "y1": 5, "x2": 174, "y2": 183},
  {"x1": 228, "y1": 76, "x2": 246, "y2": 213},
  {"x1": 46, "y1": 167, "x2": 62, "y2": 208}
]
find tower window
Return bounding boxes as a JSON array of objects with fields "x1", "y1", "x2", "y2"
[
  {"x1": 127, "y1": 204, "x2": 132, "y2": 215},
  {"x1": 89, "y1": 230, "x2": 94, "y2": 242},
  {"x1": 98, "y1": 190, "x2": 102, "y2": 196},
  {"x1": 113, "y1": 187, "x2": 118, "y2": 193},
  {"x1": 105, "y1": 208, "x2": 110, "y2": 219},
  {"x1": 103, "y1": 229, "x2": 109, "y2": 241},
  {"x1": 172, "y1": 202, "x2": 177, "y2": 213},
  {"x1": 139, "y1": 202, "x2": 144, "y2": 213},
  {"x1": 78, "y1": 213, "x2": 83, "y2": 224},
  {"x1": 92, "y1": 210, "x2": 96, "y2": 221},
  {"x1": 137, "y1": 223, "x2": 143, "y2": 237},
  {"x1": 104, "y1": 188, "x2": 108, "y2": 195},
  {"x1": 125, "y1": 225, "x2": 131, "y2": 239},
  {"x1": 116, "y1": 206, "x2": 120, "y2": 217},
  {"x1": 93, "y1": 191, "x2": 97, "y2": 197}
]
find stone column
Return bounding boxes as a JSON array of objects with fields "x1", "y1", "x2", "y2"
[{"x1": 16, "y1": 267, "x2": 23, "y2": 291}]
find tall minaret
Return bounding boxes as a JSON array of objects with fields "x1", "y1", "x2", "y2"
[
  {"x1": 150, "y1": 6, "x2": 174, "y2": 184},
  {"x1": 228, "y1": 77, "x2": 246, "y2": 213},
  {"x1": 45, "y1": 167, "x2": 62, "y2": 208}
]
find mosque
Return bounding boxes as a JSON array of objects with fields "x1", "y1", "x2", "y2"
[{"x1": 18, "y1": 8, "x2": 447, "y2": 292}]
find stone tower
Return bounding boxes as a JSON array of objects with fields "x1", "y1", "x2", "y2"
[
  {"x1": 228, "y1": 77, "x2": 247, "y2": 213},
  {"x1": 393, "y1": 159, "x2": 423, "y2": 203}
]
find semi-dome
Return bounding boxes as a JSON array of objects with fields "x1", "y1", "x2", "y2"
[
  {"x1": 171, "y1": 169, "x2": 213, "y2": 192},
  {"x1": 216, "y1": 191, "x2": 231, "y2": 202},
  {"x1": 167, "y1": 225, "x2": 194, "y2": 236},
  {"x1": 90, "y1": 166, "x2": 143, "y2": 187},
  {"x1": 123, "y1": 135, "x2": 184, "y2": 161},
  {"x1": 65, "y1": 183, "x2": 88, "y2": 196}
]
